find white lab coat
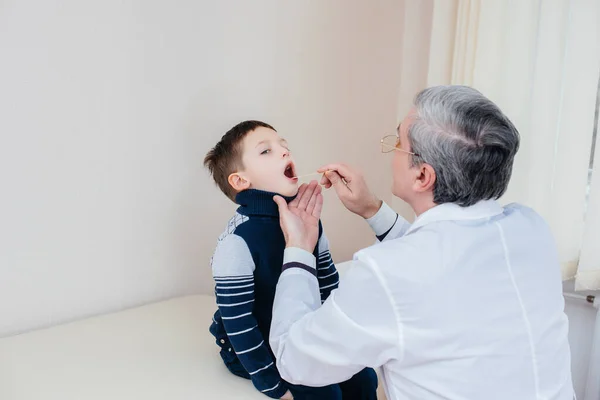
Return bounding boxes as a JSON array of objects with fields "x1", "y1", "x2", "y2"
[{"x1": 270, "y1": 200, "x2": 574, "y2": 400}]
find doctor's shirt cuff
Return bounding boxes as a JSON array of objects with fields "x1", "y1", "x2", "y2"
[
  {"x1": 366, "y1": 201, "x2": 398, "y2": 237},
  {"x1": 282, "y1": 247, "x2": 317, "y2": 277}
]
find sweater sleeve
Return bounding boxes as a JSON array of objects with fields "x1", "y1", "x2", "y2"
[
  {"x1": 316, "y1": 228, "x2": 339, "y2": 302},
  {"x1": 212, "y1": 234, "x2": 288, "y2": 399}
]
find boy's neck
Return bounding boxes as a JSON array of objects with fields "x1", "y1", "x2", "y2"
[{"x1": 235, "y1": 189, "x2": 296, "y2": 217}]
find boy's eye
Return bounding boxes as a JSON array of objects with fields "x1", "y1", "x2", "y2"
[{"x1": 261, "y1": 149, "x2": 271, "y2": 155}]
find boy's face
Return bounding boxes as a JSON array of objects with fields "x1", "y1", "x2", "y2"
[{"x1": 229, "y1": 127, "x2": 299, "y2": 197}]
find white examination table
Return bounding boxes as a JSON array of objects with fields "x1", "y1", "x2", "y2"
[{"x1": 0, "y1": 263, "x2": 386, "y2": 399}]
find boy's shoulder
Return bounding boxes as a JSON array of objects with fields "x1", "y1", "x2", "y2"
[
  {"x1": 214, "y1": 212, "x2": 272, "y2": 250},
  {"x1": 214, "y1": 212, "x2": 326, "y2": 252},
  {"x1": 217, "y1": 212, "x2": 250, "y2": 243},
  {"x1": 211, "y1": 213, "x2": 255, "y2": 274}
]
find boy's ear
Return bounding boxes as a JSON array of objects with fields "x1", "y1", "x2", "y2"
[{"x1": 228, "y1": 173, "x2": 251, "y2": 192}]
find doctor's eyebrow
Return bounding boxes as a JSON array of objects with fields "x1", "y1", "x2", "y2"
[{"x1": 397, "y1": 125, "x2": 402, "y2": 146}]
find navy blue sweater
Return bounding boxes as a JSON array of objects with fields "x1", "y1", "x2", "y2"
[{"x1": 209, "y1": 189, "x2": 339, "y2": 398}]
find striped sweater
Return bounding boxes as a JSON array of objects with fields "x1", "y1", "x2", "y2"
[{"x1": 209, "y1": 189, "x2": 339, "y2": 398}]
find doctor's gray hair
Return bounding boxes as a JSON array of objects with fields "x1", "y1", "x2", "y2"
[{"x1": 408, "y1": 85, "x2": 520, "y2": 207}]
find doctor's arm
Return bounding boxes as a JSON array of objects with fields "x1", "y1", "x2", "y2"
[
  {"x1": 269, "y1": 249, "x2": 401, "y2": 386},
  {"x1": 319, "y1": 163, "x2": 411, "y2": 241},
  {"x1": 366, "y1": 200, "x2": 411, "y2": 242}
]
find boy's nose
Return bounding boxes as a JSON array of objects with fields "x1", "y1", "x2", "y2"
[{"x1": 282, "y1": 149, "x2": 290, "y2": 158}]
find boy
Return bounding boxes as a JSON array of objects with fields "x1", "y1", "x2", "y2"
[{"x1": 204, "y1": 121, "x2": 378, "y2": 399}]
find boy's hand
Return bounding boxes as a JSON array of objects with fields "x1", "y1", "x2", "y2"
[
  {"x1": 274, "y1": 181, "x2": 323, "y2": 253},
  {"x1": 280, "y1": 390, "x2": 294, "y2": 400}
]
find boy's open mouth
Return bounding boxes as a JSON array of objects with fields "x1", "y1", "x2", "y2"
[{"x1": 284, "y1": 161, "x2": 297, "y2": 181}]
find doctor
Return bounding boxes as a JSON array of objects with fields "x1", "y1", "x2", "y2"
[{"x1": 270, "y1": 86, "x2": 574, "y2": 399}]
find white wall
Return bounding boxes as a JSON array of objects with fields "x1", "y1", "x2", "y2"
[
  {"x1": 565, "y1": 301, "x2": 595, "y2": 399},
  {"x1": 563, "y1": 282, "x2": 600, "y2": 400},
  {"x1": 0, "y1": 0, "x2": 405, "y2": 337}
]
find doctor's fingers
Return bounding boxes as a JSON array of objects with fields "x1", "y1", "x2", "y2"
[
  {"x1": 305, "y1": 185, "x2": 322, "y2": 216},
  {"x1": 289, "y1": 183, "x2": 308, "y2": 208},
  {"x1": 296, "y1": 181, "x2": 319, "y2": 211},
  {"x1": 317, "y1": 163, "x2": 357, "y2": 184}
]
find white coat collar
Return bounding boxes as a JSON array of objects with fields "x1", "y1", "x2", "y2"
[{"x1": 406, "y1": 200, "x2": 504, "y2": 235}]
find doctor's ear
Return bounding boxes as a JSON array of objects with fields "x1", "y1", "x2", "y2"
[
  {"x1": 413, "y1": 163, "x2": 436, "y2": 193},
  {"x1": 228, "y1": 173, "x2": 251, "y2": 192}
]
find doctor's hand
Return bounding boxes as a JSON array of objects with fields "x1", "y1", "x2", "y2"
[
  {"x1": 274, "y1": 181, "x2": 323, "y2": 253},
  {"x1": 318, "y1": 163, "x2": 382, "y2": 219},
  {"x1": 280, "y1": 390, "x2": 294, "y2": 400}
]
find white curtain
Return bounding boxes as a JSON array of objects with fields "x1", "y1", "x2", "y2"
[
  {"x1": 578, "y1": 87, "x2": 600, "y2": 290},
  {"x1": 397, "y1": 0, "x2": 600, "y2": 289}
]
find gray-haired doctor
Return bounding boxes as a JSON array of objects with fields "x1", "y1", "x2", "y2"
[{"x1": 270, "y1": 86, "x2": 574, "y2": 400}]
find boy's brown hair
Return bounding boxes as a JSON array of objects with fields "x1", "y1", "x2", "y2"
[{"x1": 204, "y1": 120, "x2": 276, "y2": 201}]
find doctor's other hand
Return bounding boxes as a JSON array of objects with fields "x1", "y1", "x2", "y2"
[
  {"x1": 280, "y1": 390, "x2": 294, "y2": 400},
  {"x1": 318, "y1": 163, "x2": 382, "y2": 219},
  {"x1": 274, "y1": 181, "x2": 323, "y2": 253}
]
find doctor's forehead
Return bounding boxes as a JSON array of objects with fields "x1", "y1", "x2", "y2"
[{"x1": 398, "y1": 109, "x2": 418, "y2": 133}]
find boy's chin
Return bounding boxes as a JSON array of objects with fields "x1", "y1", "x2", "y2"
[
  {"x1": 277, "y1": 184, "x2": 299, "y2": 197},
  {"x1": 257, "y1": 182, "x2": 298, "y2": 197}
]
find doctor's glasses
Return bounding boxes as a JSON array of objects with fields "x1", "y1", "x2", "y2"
[{"x1": 380, "y1": 135, "x2": 419, "y2": 156}]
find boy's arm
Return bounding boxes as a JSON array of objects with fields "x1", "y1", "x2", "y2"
[
  {"x1": 316, "y1": 226, "x2": 339, "y2": 302},
  {"x1": 212, "y1": 234, "x2": 288, "y2": 399}
]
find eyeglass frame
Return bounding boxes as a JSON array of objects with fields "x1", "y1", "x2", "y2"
[{"x1": 380, "y1": 134, "x2": 419, "y2": 157}]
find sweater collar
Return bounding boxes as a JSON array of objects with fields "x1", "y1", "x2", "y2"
[{"x1": 235, "y1": 189, "x2": 296, "y2": 217}]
